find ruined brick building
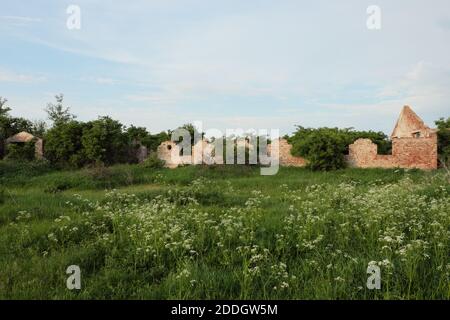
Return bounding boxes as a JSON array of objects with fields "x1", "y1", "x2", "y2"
[
  {"x1": 5, "y1": 131, "x2": 44, "y2": 160},
  {"x1": 155, "y1": 106, "x2": 438, "y2": 170},
  {"x1": 347, "y1": 106, "x2": 438, "y2": 170}
]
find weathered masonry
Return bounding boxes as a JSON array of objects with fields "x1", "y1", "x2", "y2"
[
  {"x1": 347, "y1": 106, "x2": 438, "y2": 170},
  {"x1": 5, "y1": 131, "x2": 44, "y2": 160},
  {"x1": 155, "y1": 105, "x2": 438, "y2": 170}
]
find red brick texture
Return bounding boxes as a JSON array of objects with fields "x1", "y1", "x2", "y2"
[
  {"x1": 347, "y1": 135, "x2": 437, "y2": 170},
  {"x1": 277, "y1": 139, "x2": 307, "y2": 167},
  {"x1": 347, "y1": 106, "x2": 438, "y2": 170}
]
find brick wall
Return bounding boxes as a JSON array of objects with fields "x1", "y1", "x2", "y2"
[
  {"x1": 156, "y1": 134, "x2": 437, "y2": 170},
  {"x1": 392, "y1": 137, "x2": 438, "y2": 169},
  {"x1": 276, "y1": 139, "x2": 307, "y2": 167},
  {"x1": 347, "y1": 135, "x2": 437, "y2": 170}
]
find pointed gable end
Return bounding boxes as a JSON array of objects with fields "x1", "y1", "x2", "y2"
[{"x1": 390, "y1": 106, "x2": 433, "y2": 138}]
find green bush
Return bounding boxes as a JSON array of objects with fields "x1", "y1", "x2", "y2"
[
  {"x1": 290, "y1": 128, "x2": 347, "y2": 171},
  {"x1": 44, "y1": 181, "x2": 72, "y2": 194},
  {"x1": 4, "y1": 140, "x2": 37, "y2": 161},
  {"x1": 435, "y1": 117, "x2": 450, "y2": 167},
  {"x1": 82, "y1": 117, "x2": 129, "y2": 165},
  {"x1": 0, "y1": 187, "x2": 4, "y2": 204},
  {"x1": 83, "y1": 163, "x2": 114, "y2": 180},
  {"x1": 141, "y1": 153, "x2": 165, "y2": 168},
  {"x1": 288, "y1": 127, "x2": 391, "y2": 171},
  {"x1": 44, "y1": 121, "x2": 86, "y2": 168}
]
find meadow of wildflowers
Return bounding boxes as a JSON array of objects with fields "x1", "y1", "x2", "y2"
[{"x1": 0, "y1": 164, "x2": 448, "y2": 299}]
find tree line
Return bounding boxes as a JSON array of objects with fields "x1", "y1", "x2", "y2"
[
  {"x1": 0, "y1": 94, "x2": 449, "y2": 170},
  {"x1": 0, "y1": 95, "x2": 169, "y2": 168}
]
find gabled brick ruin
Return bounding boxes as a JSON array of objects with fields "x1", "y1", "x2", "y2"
[{"x1": 347, "y1": 106, "x2": 438, "y2": 170}]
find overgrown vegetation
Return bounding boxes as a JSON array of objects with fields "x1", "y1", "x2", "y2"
[
  {"x1": 4, "y1": 139, "x2": 37, "y2": 161},
  {"x1": 1, "y1": 95, "x2": 170, "y2": 168},
  {"x1": 0, "y1": 97, "x2": 45, "y2": 158},
  {"x1": 1, "y1": 95, "x2": 449, "y2": 172},
  {"x1": 435, "y1": 117, "x2": 450, "y2": 167},
  {"x1": 288, "y1": 126, "x2": 391, "y2": 171},
  {"x1": 0, "y1": 163, "x2": 448, "y2": 299}
]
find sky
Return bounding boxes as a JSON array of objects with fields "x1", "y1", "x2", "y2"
[{"x1": 0, "y1": 0, "x2": 449, "y2": 136}]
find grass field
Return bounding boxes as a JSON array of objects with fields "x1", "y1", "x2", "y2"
[{"x1": 0, "y1": 161, "x2": 449, "y2": 299}]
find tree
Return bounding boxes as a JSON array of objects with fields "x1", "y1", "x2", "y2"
[
  {"x1": 290, "y1": 127, "x2": 347, "y2": 171},
  {"x1": 0, "y1": 97, "x2": 34, "y2": 158},
  {"x1": 81, "y1": 116, "x2": 128, "y2": 165},
  {"x1": 4, "y1": 139, "x2": 37, "y2": 161},
  {"x1": 31, "y1": 120, "x2": 47, "y2": 137},
  {"x1": 288, "y1": 126, "x2": 391, "y2": 171},
  {"x1": 435, "y1": 117, "x2": 450, "y2": 167},
  {"x1": 0, "y1": 97, "x2": 11, "y2": 117},
  {"x1": 175, "y1": 123, "x2": 204, "y2": 145},
  {"x1": 143, "y1": 131, "x2": 171, "y2": 152},
  {"x1": 44, "y1": 121, "x2": 86, "y2": 167},
  {"x1": 45, "y1": 94, "x2": 76, "y2": 125}
]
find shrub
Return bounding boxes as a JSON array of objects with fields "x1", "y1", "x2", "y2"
[
  {"x1": 83, "y1": 163, "x2": 114, "y2": 180},
  {"x1": 290, "y1": 128, "x2": 347, "y2": 171},
  {"x1": 44, "y1": 181, "x2": 72, "y2": 194},
  {"x1": 141, "y1": 153, "x2": 165, "y2": 169},
  {"x1": 0, "y1": 159, "x2": 52, "y2": 178},
  {"x1": 0, "y1": 187, "x2": 4, "y2": 204},
  {"x1": 289, "y1": 126, "x2": 391, "y2": 171},
  {"x1": 435, "y1": 117, "x2": 450, "y2": 167},
  {"x1": 4, "y1": 139, "x2": 37, "y2": 161},
  {"x1": 82, "y1": 117, "x2": 129, "y2": 165},
  {"x1": 44, "y1": 121, "x2": 86, "y2": 168}
]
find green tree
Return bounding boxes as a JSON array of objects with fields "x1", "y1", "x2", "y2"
[
  {"x1": 0, "y1": 97, "x2": 34, "y2": 158},
  {"x1": 174, "y1": 123, "x2": 204, "y2": 145},
  {"x1": 4, "y1": 139, "x2": 37, "y2": 161},
  {"x1": 45, "y1": 94, "x2": 76, "y2": 125},
  {"x1": 288, "y1": 126, "x2": 391, "y2": 171},
  {"x1": 31, "y1": 120, "x2": 47, "y2": 137},
  {"x1": 143, "y1": 131, "x2": 171, "y2": 152},
  {"x1": 44, "y1": 121, "x2": 86, "y2": 167},
  {"x1": 125, "y1": 126, "x2": 172, "y2": 151},
  {"x1": 82, "y1": 116, "x2": 128, "y2": 165},
  {"x1": 126, "y1": 125, "x2": 149, "y2": 144},
  {"x1": 435, "y1": 117, "x2": 450, "y2": 167},
  {"x1": 0, "y1": 97, "x2": 11, "y2": 117},
  {"x1": 290, "y1": 127, "x2": 347, "y2": 171}
]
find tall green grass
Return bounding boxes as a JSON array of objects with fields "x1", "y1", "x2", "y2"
[{"x1": 0, "y1": 160, "x2": 448, "y2": 299}]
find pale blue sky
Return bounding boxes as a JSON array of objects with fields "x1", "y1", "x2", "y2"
[{"x1": 1, "y1": 0, "x2": 449, "y2": 135}]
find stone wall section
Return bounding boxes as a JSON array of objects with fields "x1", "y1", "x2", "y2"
[
  {"x1": 276, "y1": 138, "x2": 307, "y2": 167},
  {"x1": 347, "y1": 136, "x2": 437, "y2": 170}
]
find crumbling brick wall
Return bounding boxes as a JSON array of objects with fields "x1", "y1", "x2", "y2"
[
  {"x1": 157, "y1": 140, "x2": 195, "y2": 168},
  {"x1": 392, "y1": 136, "x2": 437, "y2": 169},
  {"x1": 156, "y1": 106, "x2": 438, "y2": 171},
  {"x1": 347, "y1": 136, "x2": 437, "y2": 170},
  {"x1": 158, "y1": 138, "x2": 308, "y2": 168},
  {"x1": 347, "y1": 106, "x2": 438, "y2": 170},
  {"x1": 347, "y1": 139, "x2": 395, "y2": 168},
  {"x1": 35, "y1": 138, "x2": 44, "y2": 160},
  {"x1": 276, "y1": 138, "x2": 307, "y2": 167}
]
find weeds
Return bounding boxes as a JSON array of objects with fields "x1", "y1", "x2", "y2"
[{"x1": 0, "y1": 164, "x2": 448, "y2": 299}]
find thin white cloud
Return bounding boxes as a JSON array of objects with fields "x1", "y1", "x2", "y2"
[
  {"x1": 0, "y1": 15, "x2": 42, "y2": 26},
  {"x1": 80, "y1": 76, "x2": 117, "y2": 85},
  {"x1": 0, "y1": 68, "x2": 46, "y2": 83}
]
